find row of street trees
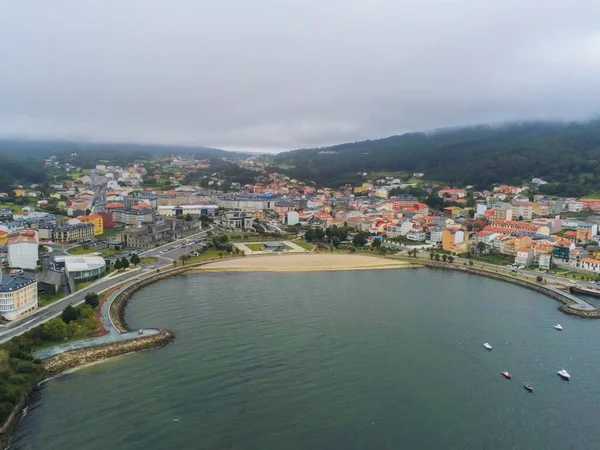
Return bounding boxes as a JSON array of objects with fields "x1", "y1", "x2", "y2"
[{"x1": 429, "y1": 252, "x2": 455, "y2": 263}]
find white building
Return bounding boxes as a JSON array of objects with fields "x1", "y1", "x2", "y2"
[
  {"x1": 475, "y1": 203, "x2": 488, "y2": 218},
  {"x1": 54, "y1": 255, "x2": 107, "y2": 282},
  {"x1": 511, "y1": 202, "x2": 533, "y2": 220},
  {"x1": 400, "y1": 221, "x2": 414, "y2": 236},
  {"x1": 580, "y1": 258, "x2": 600, "y2": 273},
  {"x1": 7, "y1": 230, "x2": 39, "y2": 270},
  {"x1": 515, "y1": 249, "x2": 534, "y2": 267},
  {"x1": 215, "y1": 198, "x2": 273, "y2": 211},
  {"x1": 538, "y1": 253, "x2": 552, "y2": 270},
  {"x1": 222, "y1": 211, "x2": 254, "y2": 230},
  {"x1": 386, "y1": 225, "x2": 402, "y2": 238},
  {"x1": 406, "y1": 230, "x2": 426, "y2": 241},
  {"x1": 157, "y1": 204, "x2": 219, "y2": 217},
  {"x1": 284, "y1": 211, "x2": 300, "y2": 226},
  {"x1": 567, "y1": 201, "x2": 584, "y2": 213},
  {"x1": 429, "y1": 229, "x2": 443, "y2": 243}
]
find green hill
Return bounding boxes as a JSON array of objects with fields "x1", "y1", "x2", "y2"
[{"x1": 274, "y1": 120, "x2": 600, "y2": 196}]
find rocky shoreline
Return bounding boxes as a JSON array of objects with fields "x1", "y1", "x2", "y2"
[{"x1": 40, "y1": 329, "x2": 175, "y2": 374}]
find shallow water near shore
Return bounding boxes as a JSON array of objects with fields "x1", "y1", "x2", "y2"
[{"x1": 11, "y1": 269, "x2": 600, "y2": 449}]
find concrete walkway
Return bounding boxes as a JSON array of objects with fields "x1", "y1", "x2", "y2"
[{"x1": 33, "y1": 329, "x2": 160, "y2": 360}]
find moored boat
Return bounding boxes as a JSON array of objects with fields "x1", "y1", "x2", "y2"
[
  {"x1": 523, "y1": 383, "x2": 534, "y2": 392},
  {"x1": 554, "y1": 324, "x2": 563, "y2": 331},
  {"x1": 501, "y1": 371, "x2": 511, "y2": 379},
  {"x1": 557, "y1": 369, "x2": 570, "y2": 380},
  {"x1": 483, "y1": 343, "x2": 492, "y2": 350}
]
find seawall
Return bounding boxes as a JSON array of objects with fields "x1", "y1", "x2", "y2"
[{"x1": 412, "y1": 259, "x2": 600, "y2": 318}]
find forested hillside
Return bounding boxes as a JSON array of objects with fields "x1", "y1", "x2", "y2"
[
  {"x1": 0, "y1": 154, "x2": 47, "y2": 192},
  {"x1": 275, "y1": 120, "x2": 600, "y2": 195},
  {"x1": 0, "y1": 139, "x2": 246, "y2": 191}
]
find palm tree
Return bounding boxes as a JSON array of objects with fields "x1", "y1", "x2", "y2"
[
  {"x1": 448, "y1": 255, "x2": 454, "y2": 263},
  {"x1": 434, "y1": 253, "x2": 441, "y2": 261},
  {"x1": 441, "y1": 254, "x2": 448, "y2": 262},
  {"x1": 179, "y1": 254, "x2": 190, "y2": 265},
  {"x1": 429, "y1": 251, "x2": 435, "y2": 260}
]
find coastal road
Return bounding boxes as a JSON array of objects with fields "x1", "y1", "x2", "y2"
[
  {"x1": 409, "y1": 251, "x2": 595, "y2": 310},
  {"x1": 0, "y1": 226, "x2": 215, "y2": 344}
]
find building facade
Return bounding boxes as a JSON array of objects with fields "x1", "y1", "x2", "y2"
[
  {"x1": 53, "y1": 223, "x2": 95, "y2": 244},
  {"x1": 79, "y1": 214, "x2": 104, "y2": 236},
  {"x1": 7, "y1": 230, "x2": 39, "y2": 270},
  {"x1": 0, "y1": 272, "x2": 38, "y2": 321},
  {"x1": 112, "y1": 208, "x2": 154, "y2": 226},
  {"x1": 54, "y1": 256, "x2": 106, "y2": 282},
  {"x1": 222, "y1": 211, "x2": 254, "y2": 230},
  {"x1": 157, "y1": 204, "x2": 219, "y2": 217}
]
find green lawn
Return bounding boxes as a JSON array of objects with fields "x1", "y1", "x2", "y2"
[
  {"x1": 184, "y1": 249, "x2": 240, "y2": 265},
  {"x1": 295, "y1": 241, "x2": 314, "y2": 251},
  {"x1": 140, "y1": 257, "x2": 158, "y2": 264},
  {"x1": 76, "y1": 280, "x2": 95, "y2": 291},
  {"x1": 244, "y1": 243, "x2": 264, "y2": 251},
  {"x1": 472, "y1": 252, "x2": 515, "y2": 266},
  {"x1": 68, "y1": 246, "x2": 119, "y2": 257},
  {"x1": 39, "y1": 289, "x2": 65, "y2": 307}
]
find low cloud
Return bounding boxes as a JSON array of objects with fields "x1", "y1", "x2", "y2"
[{"x1": 1, "y1": 0, "x2": 599, "y2": 152}]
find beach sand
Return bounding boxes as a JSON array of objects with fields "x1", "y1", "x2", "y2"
[{"x1": 187, "y1": 253, "x2": 418, "y2": 273}]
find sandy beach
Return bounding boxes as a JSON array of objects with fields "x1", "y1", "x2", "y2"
[{"x1": 187, "y1": 253, "x2": 419, "y2": 273}]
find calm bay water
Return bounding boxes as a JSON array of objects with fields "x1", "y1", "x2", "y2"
[{"x1": 11, "y1": 268, "x2": 600, "y2": 449}]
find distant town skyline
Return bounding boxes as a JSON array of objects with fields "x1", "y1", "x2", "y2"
[{"x1": 1, "y1": 0, "x2": 600, "y2": 152}]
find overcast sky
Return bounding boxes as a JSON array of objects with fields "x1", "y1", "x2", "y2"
[{"x1": 1, "y1": 1, "x2": 599, "y2": 152}]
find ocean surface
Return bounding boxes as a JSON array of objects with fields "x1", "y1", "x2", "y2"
[{"x1": 11, "y1": 268, "x2": 600, "y2": 449}]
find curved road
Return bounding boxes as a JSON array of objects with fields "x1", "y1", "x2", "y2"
[{"x1": 0, "y1": 226, "x2": 214, "y2": 344}]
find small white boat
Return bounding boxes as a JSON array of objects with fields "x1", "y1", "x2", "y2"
[
  {"x1": 557, "y1": 369, "x2": 570, "y2": 380},
  {"x1": 554, "y1": 324, "x2": 563, "y2": 331},
  {"x1": 483, "y1": 343, "x2": 492, "y2": 350}
]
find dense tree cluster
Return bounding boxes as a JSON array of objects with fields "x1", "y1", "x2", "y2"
[{"x1": 275, "y1": 120, "x2": 600, "y2": 195}]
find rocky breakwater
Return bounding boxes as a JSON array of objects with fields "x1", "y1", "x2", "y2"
[{"x1": 41, "y1": 329, "x2": 175, "y2": 374}]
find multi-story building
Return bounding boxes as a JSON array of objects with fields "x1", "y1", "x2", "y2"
[
  {"x1": 538, "y1": 252, "x2": 552, "y2": 270},
  {"x1": 157, "y1": 204, "x2": 219, "y2": 217},
  {"x1": 53, "y1": 223, "x2": 95, "y2": 244},
  {"x1": 97, "y1": 211, "x2": 115, "y2": 229},
  {"x1": 112, "y1": 208, "x2": 153, "y2": 226},
  {"x1": 511, "y1": 201, "x2": 534, "y2": 220},
  {"x1": 514, "y1": 248, "x2": 534, "y2": 267},
  {"x1": 428, "y1": 228, "x2": 443, "y2": 244},
  {"x1": 580, "y1": 257, "x2": 600, "y2": 273},
  {"x1": 79, "y1": 214, "x2": 104, "y2": 236},
  {"x1": 222, "y1": 211, "x2": 254, "y2": 230},
  {"x1": 118, "y1": 222, "x2": 173, "y2": 248},
  {"x1": 215, "y1": 196, "x2": 274, "y2": 211},
  {"x1": 0, "y1": 271, "x2": 38, "y2": 321},
  {"x1": 38, "y1": 226, "x2": 54, "y2": 242},
  {"x1": 552, "y1": 242, "x2": 573, "y2": 263},
  {"x1": 492, "y1": 207, "x2": 513, "y2": 221},
  {"x1": 7, "y1": 230, "x2": 39, "y2": 270},
  {"x1": 406, "y1": 230, "x2": 426, "y2": 241}
]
